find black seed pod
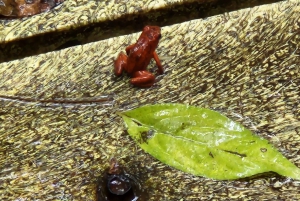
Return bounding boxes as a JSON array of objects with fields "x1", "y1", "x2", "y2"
[
  {"x1": 107, "y1": 174, "x2": 132, "y2": 195},
  {"x1": 96, "y1": 158, "x2": 142, "y2": 201}
]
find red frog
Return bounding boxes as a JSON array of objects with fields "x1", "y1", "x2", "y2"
[{"x1": 114, "y1": 26, "x2": 164, "y2": 88}]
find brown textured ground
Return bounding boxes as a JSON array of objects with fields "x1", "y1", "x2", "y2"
[{"x1": 0, "y1": 0, "x2": 300, "y2": 200}]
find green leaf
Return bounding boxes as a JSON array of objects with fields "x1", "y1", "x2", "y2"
[{"x1": 118, "y1": 103, "x2": 300, "y2": 180}]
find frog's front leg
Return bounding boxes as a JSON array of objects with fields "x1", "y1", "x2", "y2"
[
  {"x1": 130, "y1": 71, "x2": 155, "y2": 87},
  {"x1": 114, "y1": 52, "x2": 128, "y2": 76},
  {"x1": 153, "y1": 51, "x2": 164, "y2": 74},
  {"x1": 125, "y1": 44, "x2": 136, "y2": 55}
]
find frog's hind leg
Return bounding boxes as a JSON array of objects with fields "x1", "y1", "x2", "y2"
[{"x1": 130, "y1": 71, "x2": 155, "y2": 87}]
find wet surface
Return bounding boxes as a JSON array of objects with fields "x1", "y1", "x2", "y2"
[{"x1": 0, "y1": 0, "x2": 300, "y2": 200}]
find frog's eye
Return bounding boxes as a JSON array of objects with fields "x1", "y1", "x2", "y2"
[{"x1": 144, "y1": 26, "x2": 150, "y2": 32}]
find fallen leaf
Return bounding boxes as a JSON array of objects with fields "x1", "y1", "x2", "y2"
[{"x1": 118, "y1": 103, "x2": 300, "y2": 180}]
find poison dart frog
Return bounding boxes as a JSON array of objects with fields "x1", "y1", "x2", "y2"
[{"x1": 114, "y1": 26, "x2": 163, "y2": 88}]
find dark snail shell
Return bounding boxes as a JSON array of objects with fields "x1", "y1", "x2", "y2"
[{"x1": 107, "y1": 174, "x2": 132, "y2": 195}]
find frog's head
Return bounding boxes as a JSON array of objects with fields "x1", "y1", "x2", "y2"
[{"x1": 143, "y1": 26, "x2": 161, "y2": 42}]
